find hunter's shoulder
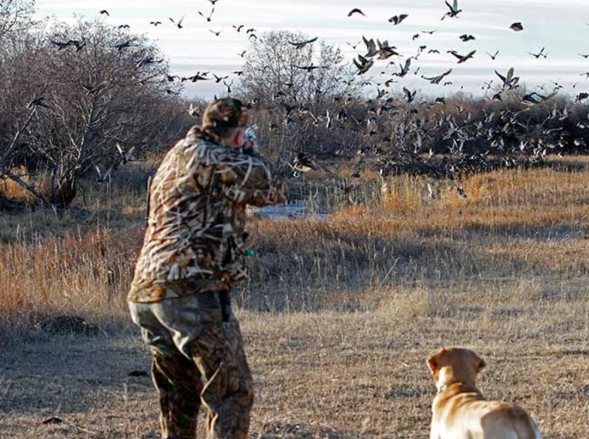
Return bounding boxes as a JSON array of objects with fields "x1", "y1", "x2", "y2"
[{"x1": 164, "y1": 126, "x2": 219, "y2": 158}]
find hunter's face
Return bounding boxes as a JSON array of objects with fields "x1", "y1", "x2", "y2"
[{"x1": 225, "y1": 128, "x2": 246, "y2": 148}]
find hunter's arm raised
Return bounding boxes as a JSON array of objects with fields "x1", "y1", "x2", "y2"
[{"x1": 211, "y1": 147, "x2": 288, "y2": 207}]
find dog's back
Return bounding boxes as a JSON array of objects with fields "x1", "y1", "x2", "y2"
[
  {"x1": 480, "y1": 404, "x2": 542, "y2": 439},
  {"x1": 431, "y1": 394, "x2": 542, "y2": 439}
]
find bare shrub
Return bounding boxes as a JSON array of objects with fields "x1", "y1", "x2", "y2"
[{"x1": 0, "y1": 16, "x2": 193, "y2": 207}]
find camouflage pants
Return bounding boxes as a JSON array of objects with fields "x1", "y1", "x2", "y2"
[{"x1": 129, "y1": 291, "x2": 254, "y2": 439}]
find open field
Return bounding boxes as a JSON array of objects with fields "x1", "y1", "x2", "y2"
[{"x1": 1, "y1": 158, "x2": 588, "y2": 438}]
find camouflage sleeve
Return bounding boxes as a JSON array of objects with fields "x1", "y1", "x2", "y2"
[{"x1": 211, "y1": 148, "x2": 288, "y2": 207}]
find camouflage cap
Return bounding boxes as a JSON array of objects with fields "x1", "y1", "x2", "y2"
[{"x1": 202, "y1": 98, "x2": 249, "y2": 131}]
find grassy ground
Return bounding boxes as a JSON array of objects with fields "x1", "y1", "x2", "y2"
[{"x1": 0, "y1": 158, "x2": 588, "y2": 438}]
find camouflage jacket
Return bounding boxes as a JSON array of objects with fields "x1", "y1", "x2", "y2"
[{"x1": 128, "y1": 126, "x2": 288, "y2": 303}]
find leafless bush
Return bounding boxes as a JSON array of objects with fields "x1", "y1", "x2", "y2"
[
  {"x1": 0, "y1": 16, "x2": 193, "y2": 207},
  {"x1": 0, "y1": 0, "x2": 34, "y2": 40}
]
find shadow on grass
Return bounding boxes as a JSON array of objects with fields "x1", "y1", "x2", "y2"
[
  {"x1": 0, "y1": 333, "x2": 152, "y2": 418},
  {"x1": 241, "y1": 224, "x2": 568, "y2": 312},
  {"x1": 455, "y1": 221, "x2": 589, "y2": 242}
]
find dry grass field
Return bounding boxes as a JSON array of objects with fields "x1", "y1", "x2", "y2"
[{"x1": 1, "y1": 158, "x2": 588, "y2": 438}]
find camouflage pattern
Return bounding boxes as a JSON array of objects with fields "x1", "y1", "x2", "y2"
[
  {"x1": 202, "y1": 98, "x2": 250, "y2": 134},
  {"x1": 128, "y1": 124, "x2": 287, "y2": 303},
  {"x1": 129, "y1": 292, "x2": 254, "y2": 439},
  {"x1": 128, "y1": 105, "x2": 284, "y2": 438},
  {"x1": 151, "y1": 351, "x2": 202, "y2": 438}
]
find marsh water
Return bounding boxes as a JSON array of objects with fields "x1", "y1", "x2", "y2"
[{"x1": 251, "y1": 199, "x2": 331, "y2": 220}]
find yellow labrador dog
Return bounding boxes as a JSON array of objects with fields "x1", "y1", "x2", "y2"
[{"x1": 426, "y1": 347, "x2": 542, "y2": 439}]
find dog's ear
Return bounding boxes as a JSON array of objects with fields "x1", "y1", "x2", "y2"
[
  {"x1": 471, "y1": 351, "x2": 486, "y2": 374},
  {"x1": 427, "y1": 348, "x2": 445, "y2": 374},
  {"x1": 426, "y1": 355, "x2": 438, "y2": 374}
]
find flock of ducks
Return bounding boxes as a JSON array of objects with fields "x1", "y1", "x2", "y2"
[
  {"x1": 47, "y1": 0, "x2": 577, "y2": 103},
  {"x1": 39, "y1": 0, "x2": 589, "y2": 182}
]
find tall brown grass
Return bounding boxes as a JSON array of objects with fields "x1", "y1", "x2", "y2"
[{"x1": 1, "y1": 157, "x2": 589, "y2": 335}]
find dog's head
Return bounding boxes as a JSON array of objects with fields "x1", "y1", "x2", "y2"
[{"x1": 426, "y1": 347, "x2": 486, "y2": 390}]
